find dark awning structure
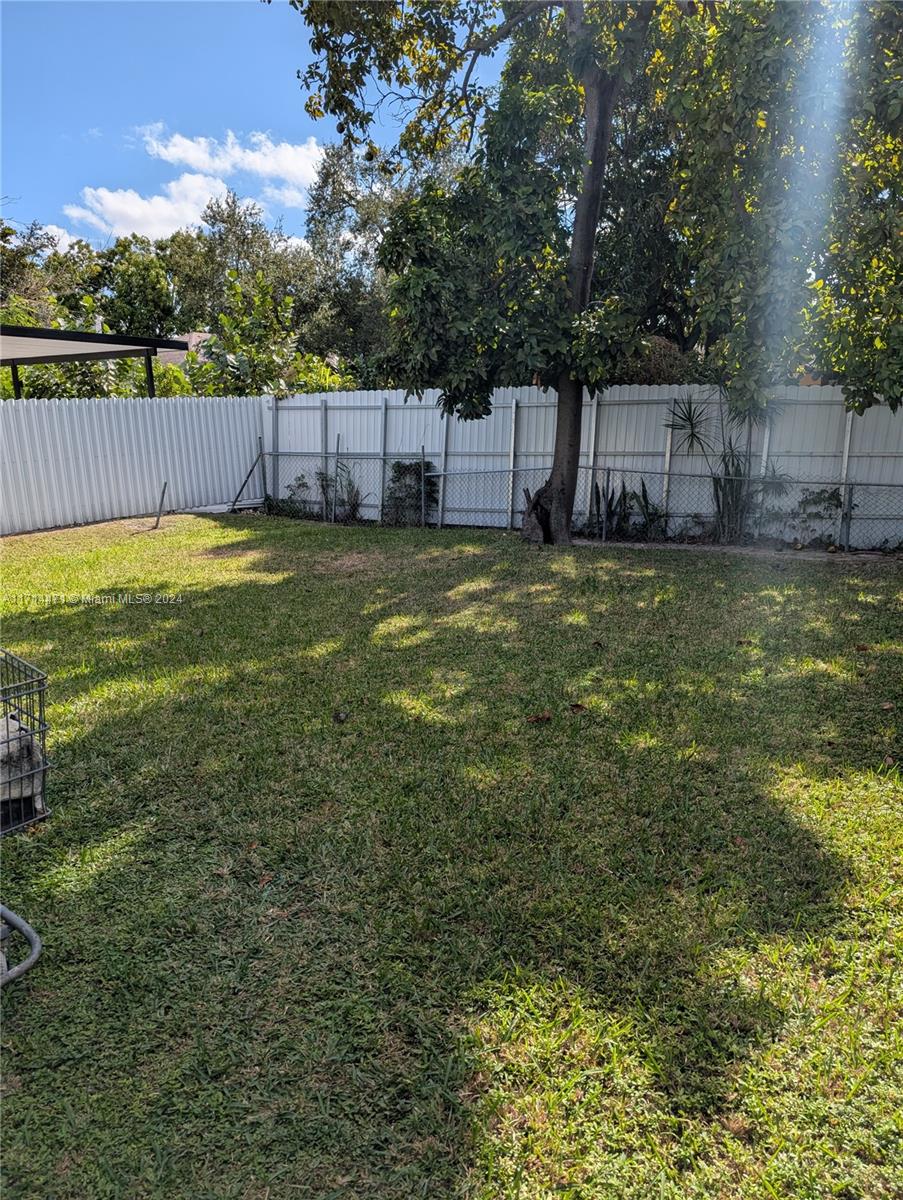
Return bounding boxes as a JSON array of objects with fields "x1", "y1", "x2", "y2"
[{"x1": 0, "y1": 325, "x2": 189, "y2": 398}]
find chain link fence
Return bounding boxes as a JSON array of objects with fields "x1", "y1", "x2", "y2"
[
  {"x1": 244, "y1": 451, "x2": 903, "y2": 551},
  {"x1": 572, "y1": 467, "x2": 903, "y2": 550}
]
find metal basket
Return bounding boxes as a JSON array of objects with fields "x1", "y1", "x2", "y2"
[{"x1": 1, "y1": 649, "x2": 50, "y2": 835}]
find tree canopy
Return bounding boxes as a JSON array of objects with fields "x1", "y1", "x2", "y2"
[
  {"x1": 297, "y1": 1, "x2": 899, "y2": 407},
  {"x1": 0, "y1": 169, "x2": 386, "y2": 398}
]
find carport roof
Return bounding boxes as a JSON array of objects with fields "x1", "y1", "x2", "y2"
[{"x1": 0, "y1": 324, "x2": 187, "y2": 367}]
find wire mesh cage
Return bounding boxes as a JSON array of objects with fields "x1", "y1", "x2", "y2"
[{"x1": 1, "y1": 649, "x2": 50, "y2": 835}]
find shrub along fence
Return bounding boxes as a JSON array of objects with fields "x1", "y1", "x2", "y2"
[{"x1": 3, "y1": 385, "x2": 902, "y2": 548}]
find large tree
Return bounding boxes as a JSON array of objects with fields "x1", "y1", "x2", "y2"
[
  {"x1": 804, "y1": 1, "x2": 901, "y2": 411},
  {"x1": 291, "y1": 0, "x2": 686, "y2": 542},
  {"x1": 291, "y1": 0, "x2": 900, "y2": 542},
  {"x1": 155, "y1": 191, "x2": 313, "y2": 332},
  {"x1": 303, "y1": 141, "x2": 470, "y2": 377},
  {"x1": 655, "y1": 0, "x2": 901, "y2": 416}
]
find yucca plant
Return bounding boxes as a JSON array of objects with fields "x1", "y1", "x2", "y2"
[
  {"x1": 593, "y1": 478, "x2": 634, "y2": 539},
  {"x1": 631, "y1": 478, "x2": 666, "y2": 539},
  {"x1": 665, "y1": 390, "x2": 770, "y2": 544},
  {"x1": 712, "y1": 444, "x2": 752, "y2": 542},
  {"x1": 316, "y1": 463, "x2": 369, "y2": 522}
]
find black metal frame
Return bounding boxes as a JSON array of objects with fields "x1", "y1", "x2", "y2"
[
  {"x1": 1, "y1": 324, "x2": 188, "y2": 398},
  {"x1": 1, "y1": 649, "x2": 51, "y2": 835}
]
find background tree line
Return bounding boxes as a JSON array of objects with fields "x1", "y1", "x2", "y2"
[{"x1": 0, "y1": 146, "x2": 393, "y2": 398}]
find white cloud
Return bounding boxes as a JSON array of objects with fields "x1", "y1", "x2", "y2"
[
  {"x1": 141, "y1": 126, "x2": 323, "y2": 189},
  {"x1": 61, "y1": 125, "x2": 323, "y2": 242},
  {"x1": 43, "y1": 224, "x2": 78, "y2": 252},
  {"x1": 64, "y1": 173, "x2": 228, "y2": 239},
  {"x1": 261, "y1": 183, "x2": 309, "y2": 210}
]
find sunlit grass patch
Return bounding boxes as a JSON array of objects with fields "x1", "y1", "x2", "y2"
[{"x1": 371, "y1": 611, "x2": 433, "y2": 647}]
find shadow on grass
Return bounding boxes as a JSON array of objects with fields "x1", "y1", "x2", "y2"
[{"x1": 2, "y1": 516, "x2": 898, "y2": 1198}]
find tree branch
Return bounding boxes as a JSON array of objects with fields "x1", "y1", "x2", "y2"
[{"x1": 467, "y1": 1, "x2": 558, "y2": 55}]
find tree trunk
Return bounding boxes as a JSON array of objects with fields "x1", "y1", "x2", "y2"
[
  {"x1": 522, "y1": 373, "x2": 584, "y2": 543},
  {"x1": 524, "y1": 1, "x2": 655, "y2": 544}
]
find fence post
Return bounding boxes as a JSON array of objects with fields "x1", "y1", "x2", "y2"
[
  {"x1": 661, "y1": 396, "x2": 674, "y2": 536},
  {"x1": 438, "y1": 410, "x2": 450, "y2": 528},
  {"x1": 320, "y1": 393, "x2": 329, "y2": 521},
  {"x1": 258, "y1": 435, "x2": 267, "y2": 506},
  {"x1": 331, "y1": 433, "x2": 340, "y2": 523},
  {"x1": 153, "y1": 480, "x2": 167, "y2": 529},
  {"x1": 839, "y1": 408, "x2": 854, "y2": 549},
  {"x1": 584, "y1": 389, "x2": 599, "y2": 531},
  {"x1": 759, "y1": 414, "x2": 772, "y2": 478},
  {"x1": 420, "y1": 445, "x2": 427, "y2": 527},
  {"x1": 378, "y1": 392, "x2": 388, "y2": 523},
  {"x1": 754, "y1": 413, "x2": 771, "y2": 538},
  {"x1": 506, "y1": 392, "x2": 518, "y2": 529},
  {"x1": 601, "y1": 466, "x2": 611, "y2": 542},
  {"x1": 271, "y1": 396, "x2": 279, "y2": 505},
  {"x1": 840, "y1": 480, "x2": 854, "y2": 549}
]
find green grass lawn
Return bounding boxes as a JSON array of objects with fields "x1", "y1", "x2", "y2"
[{"x1": 1, "y1": 516, "x2": 901, "y2": 1199}]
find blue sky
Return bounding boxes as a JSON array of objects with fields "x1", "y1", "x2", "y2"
[{"x1": 1, "y1": 0, "x2": 360, "y2": 246}]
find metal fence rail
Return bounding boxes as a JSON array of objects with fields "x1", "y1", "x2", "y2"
[{"x1": 254, "y1": 450, "x2": 903, "y2": 551}]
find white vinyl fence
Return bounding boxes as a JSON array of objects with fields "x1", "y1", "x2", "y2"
[
  {"x1": 1, "y1": 395, "x2": 263, "y2": 535},
  {"x1": 2, "y1": 385, "x2": 901, "y2": 544}
]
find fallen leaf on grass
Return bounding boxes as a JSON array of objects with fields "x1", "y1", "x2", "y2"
[
  {"x1": 259, "y1": 874, "x2": 274, "y2": 888},
  {"x1": 736, "y1": 638, "x2": 753, "y2": 646},
  {"x1": 881, "y1": 702, "x2": 895, "y2": 711},
  {"x1": 855, "y1": 644, "x2": 871, "y2": 653},
  {"x1": 568, "y1": 703, "x2": 588, "y2": 714},
  {"x1": 721, "y1": 1114, "x2": 753, "y2": 1141},
  {"x1": 527, "y1": 711, "x2": 552, "y2": 724}
]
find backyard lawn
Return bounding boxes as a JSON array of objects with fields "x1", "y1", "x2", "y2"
[{"x1": 1, "y1": 516, "x2": 901, "y2": 1199}]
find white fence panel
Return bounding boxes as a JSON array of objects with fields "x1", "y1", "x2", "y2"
[
  {"x1": 1, "y1": 395, "x2": 264, "y2": 535},
  {"x1": 268, "y1": 383, "x2": 900, "y2": 545},
  {"x1": 766, "y1": 385, "x2": 849, "y2": 481},
  {"x1": 847, "y1": 402, "x2": 902, "y2": 487}
]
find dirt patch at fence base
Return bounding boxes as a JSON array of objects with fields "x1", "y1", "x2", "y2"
[{"x1": 572, "y1": 538, "x2": 902, "y2": 565}]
